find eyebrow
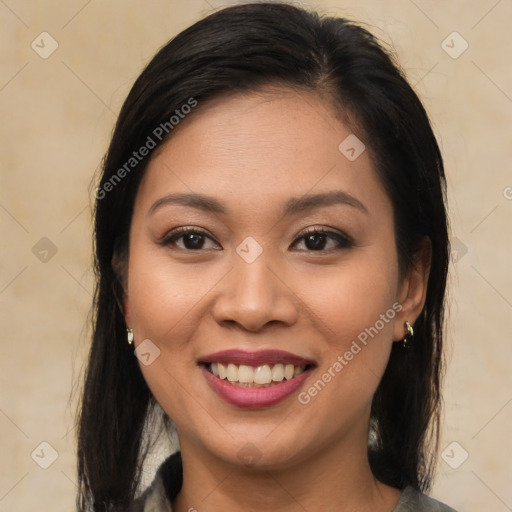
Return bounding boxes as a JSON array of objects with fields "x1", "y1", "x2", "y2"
[{"x1": 148, "y1": 190, "x2": 368, "y2": 217}]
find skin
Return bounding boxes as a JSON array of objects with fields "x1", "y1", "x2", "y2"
[{"x1": 121, "y1": 87, "x2": 431, "y2": 512}]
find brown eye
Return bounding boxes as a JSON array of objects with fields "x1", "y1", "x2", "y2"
[
  {"x1": 161, "y1": 227, "x2": 220, "y2": 251},
  {"x1": 292, "y1": 228, "x2": 354, "y2": 252}
]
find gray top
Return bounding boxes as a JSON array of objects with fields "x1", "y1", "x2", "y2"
[{"x1": 126, "y1": 452, "x2": 458, "y2": 512}]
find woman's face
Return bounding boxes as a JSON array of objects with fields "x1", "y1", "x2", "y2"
[{"x1": 124, "y1": 88, "x2": 427, "y2": 469}]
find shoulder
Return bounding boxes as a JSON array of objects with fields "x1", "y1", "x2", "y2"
[
  {"x1": 124, "y1": 451, "x2": 183, "y2": 512},
  {"x1": 393, "y1": 486, "x2": 459, "y2": 512}
]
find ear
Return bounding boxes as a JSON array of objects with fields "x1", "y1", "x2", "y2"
[{"x1": 393, "y1": 236, "x2": 432, "y2": 341}]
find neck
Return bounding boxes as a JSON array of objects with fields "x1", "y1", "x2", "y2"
[{"x1": 171, "y1": 427, "x2": 401, "y2": 512}]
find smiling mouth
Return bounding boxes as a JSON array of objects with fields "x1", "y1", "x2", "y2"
[{"x1": 201, "y1": 362, "x2": 316, "y2": 388}]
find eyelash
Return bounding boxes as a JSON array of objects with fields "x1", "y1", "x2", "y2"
[{"x1": 160, "y1": 226, "x2": 354, "y2": 253}]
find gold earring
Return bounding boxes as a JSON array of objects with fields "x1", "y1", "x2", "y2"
[
  {"x1": 403, "y1": 321, "x2": 414, "y2": 348},
  {"x1": 127, "y1": 328, "x2": 134, "y2": 345}
]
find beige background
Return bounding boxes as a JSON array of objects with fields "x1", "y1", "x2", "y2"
[{"x1": 1, "y1": 0, "x2": 511, "y2": 510}]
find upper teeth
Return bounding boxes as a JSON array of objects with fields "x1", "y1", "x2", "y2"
[{"x1": 209, "y1": 363, "x2": 306, "y2": 385}]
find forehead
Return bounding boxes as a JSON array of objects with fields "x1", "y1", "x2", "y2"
[{"x1": 135, "y1": 88, "x2": 390, "y2": 220}]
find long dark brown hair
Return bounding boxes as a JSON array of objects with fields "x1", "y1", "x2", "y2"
[{"x1": 76, "y1": 2, "x2": 450, "y2": 510}]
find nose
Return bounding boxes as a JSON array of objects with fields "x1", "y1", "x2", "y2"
[{"x1": 211, "y1": 252, "x2": 299, "y2": 332}]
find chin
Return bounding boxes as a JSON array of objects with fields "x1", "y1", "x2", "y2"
[{"x1": 198, "y1": 428, "x2": 310, "y2": 471}]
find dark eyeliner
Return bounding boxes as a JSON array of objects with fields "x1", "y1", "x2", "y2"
[
  {"x1": 293, "y1": 227, "x2": 355, "y2": 251},
  {"x1": 159, "y1": 226, "x2": 215, "y2": 247},
  {"x1": 159, "y1": 226, "x2": 354, "y2": 251}
]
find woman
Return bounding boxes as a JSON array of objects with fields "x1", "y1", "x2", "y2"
[{"x1": 77, "y1": 2, "x2": 457, "y2": 511}]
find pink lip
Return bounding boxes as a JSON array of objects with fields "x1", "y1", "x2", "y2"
[
  {"x1": 198, "y1": 349, "x2": 315, "y2": 367},
  {"x1": 200, "y1": 366, "x2": 314, "y2": 408}
]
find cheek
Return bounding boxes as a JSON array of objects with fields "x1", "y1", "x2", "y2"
[
  {"x1": 127, "y1": 241, "x2": 221, "y2": 344},
  {"x1": 305, "y1": 256, "x2": 399, "y2": 345}
]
